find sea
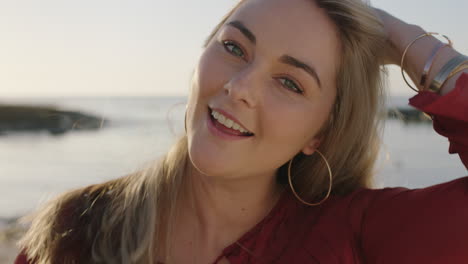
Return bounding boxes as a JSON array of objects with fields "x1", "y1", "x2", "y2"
[{"x1": 0, "y1": 96, "x2": 466, "y2": 221}]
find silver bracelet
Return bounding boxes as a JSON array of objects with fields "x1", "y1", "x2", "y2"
[{"x1": 429, "y1": 55, "x2": 468, "y2": 93}]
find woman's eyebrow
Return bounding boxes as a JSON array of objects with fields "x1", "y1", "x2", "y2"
[
  {"x1": 279, "y1": 55, "x2": 322, "y2": 90},
  {"x1": 226, "y1": 20, "x2": 257, "y2": 44},
  {"x1": 225, "y1": 20, "x2": 321, "y2": 90}
]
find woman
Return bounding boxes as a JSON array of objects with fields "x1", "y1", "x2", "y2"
[{"x1": 15, "y1": 0, "x2": 468, "y2": 263}]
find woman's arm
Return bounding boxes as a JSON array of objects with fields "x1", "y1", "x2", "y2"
[
  {"x1": 14, "y1": 252, "x2": 31, "y2": 264},
  {"x1": 356, "y1": 176, "x2": 468, "y2": 263},
  {"x1": 375, "y1": 8, "x2": 466, "y2": 95},
  {"x1": 375, "y1": 9, "x2": 468, "y2": 169}
]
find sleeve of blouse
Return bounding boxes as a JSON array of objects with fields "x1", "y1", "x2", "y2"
[
  {"x1": 14, "y1": 252, "x2": 31, "y2": 264},
  {"x1": 359, "y1": 176, "x2": 468, "y2": 263},
  {"x1": 408, "y1": 72, "x2": 468, "y2": 169},
  {"x1": 357, "y1": 74, "x2": 468, "y2": 263}
]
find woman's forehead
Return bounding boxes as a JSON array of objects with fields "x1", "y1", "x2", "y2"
[{"x1": 225, "y1": 0, "x2": 341, "y2": 88}]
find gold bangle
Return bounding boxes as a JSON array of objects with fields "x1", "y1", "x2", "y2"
[
  {"x1": 420, "y1": 43, "x2": 451, "y2": 90},
  {"x1": 400, "y1": 32, "x2": 451, "y2": 92},
  {"x1": 447, "y1": 63, "x2": 468, "y2": 79},
  {"x1": 429, "y1": 55, "x2": 468, "y2": 93},
  {"x1": 438, "y1": 63, "x2": 468, "y2": 90}
]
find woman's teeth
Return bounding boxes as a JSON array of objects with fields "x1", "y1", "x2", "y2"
[{"x1": 211, "y1": 110, "x2": 251, "y2": 134}]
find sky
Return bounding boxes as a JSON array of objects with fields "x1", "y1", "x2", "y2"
[{"x1": 0, "y1": 0, "x2": 467, "y2": 97}]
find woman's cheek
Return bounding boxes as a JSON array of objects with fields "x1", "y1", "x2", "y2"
[{"x1": 196, "y1": 51, "x2": 230, "y2": 95}]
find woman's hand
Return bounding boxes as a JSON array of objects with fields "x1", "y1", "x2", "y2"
[
  {"x1": 373, "y1": 8, "x2": 405, "y2": 66},
  {"x1": 372, "y1": 7, "x2": 462, "y2": 94}
]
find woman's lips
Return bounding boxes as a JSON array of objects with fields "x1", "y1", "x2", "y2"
[
  {"x1": 207, "y1": 109, "x2": 254, "y2": 140},
  {"x1": 210, "y1": 107, "x2": 253, "y2": 134}
]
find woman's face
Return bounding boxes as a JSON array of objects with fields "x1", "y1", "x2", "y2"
[{"x1": 187, "y1": 0, "x2": 340, "y2": 179}]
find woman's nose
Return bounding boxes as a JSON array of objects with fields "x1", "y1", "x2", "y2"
[{"x1": 223, "y1": 65, "x2": 262, "y2": 108}]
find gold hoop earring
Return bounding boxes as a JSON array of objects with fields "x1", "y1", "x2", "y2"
[{"x1": 287, "y1": 150, "x2": 333, "y2": 206}]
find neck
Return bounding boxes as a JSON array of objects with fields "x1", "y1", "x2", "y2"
[{"x1": 178, "y1": 163, "x2": 283, "y2": 254}]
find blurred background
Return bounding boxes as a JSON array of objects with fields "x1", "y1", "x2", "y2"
[{"x1": 0, "y1": 0, "x2": 467, "y2": 262}]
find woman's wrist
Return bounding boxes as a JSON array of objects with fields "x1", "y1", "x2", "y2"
[
  {"x1": 389, "y1": 22, "x2": 461, "y2": 94},
  {"x1": 390, "y1": 24, "x2": 433, "y2": 88}
]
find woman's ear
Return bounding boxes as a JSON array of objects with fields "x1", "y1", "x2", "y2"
[{"x1": 301, "y1": 138, "x2": 321, "y2": 155}]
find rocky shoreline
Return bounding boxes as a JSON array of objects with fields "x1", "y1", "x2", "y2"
[
  {"x1": 0, "y1": 104, "x2": 429, "y2": 137},
  {"x1": 387, "y1": 107, "x2": 432, "y2": 123},
  {"x1": 0, "y1": 104, "x2": 109, "y2": 135}
]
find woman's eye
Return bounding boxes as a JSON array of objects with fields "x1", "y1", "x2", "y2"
[
  {"x1": 278, "y1": 78, "x2": 304, "y2": 94},
  {"x1": 223, "y1": 41, "x2": 245, "y2": 58}
]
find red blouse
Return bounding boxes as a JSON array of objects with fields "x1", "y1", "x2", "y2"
[{"x1": 15, "y1": 74, "x2": 468, "y2": 264}]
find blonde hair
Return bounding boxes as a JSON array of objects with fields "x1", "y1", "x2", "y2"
[{"x1": 18, "y1": 0, "x2": 387, "y2": 263}]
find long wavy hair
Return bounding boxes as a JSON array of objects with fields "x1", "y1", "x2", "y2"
[{"x1": 18, "y1": 0, "x2": 387, "y2": 263}]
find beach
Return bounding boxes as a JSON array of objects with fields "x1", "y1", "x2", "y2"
[{"x1": 0, "y1": 96, "x2": 466, "y2": 262}]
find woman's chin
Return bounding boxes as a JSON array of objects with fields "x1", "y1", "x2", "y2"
[
  {"x1": 187, "y1": 146, "x2": 237, "y2": 178},
  {"x1": 189, "y1": 153, "x2": 222, "y2": 177}
]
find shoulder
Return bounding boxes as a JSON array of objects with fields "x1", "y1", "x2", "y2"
[
  {"x1": 18, "y1": 181, "x2": 118, "y2": 263},
  {"x1": 278, "y1": 182, "x2": 417, "y2": 261},
  {"x1": 301, "y1": 175, "x2": 468, "y2": 235},
  {"x1": 303, "y1": 176, "x2": 468, "y2": 263},
  {"x1": 14, "y1": 252, "x2": 30, "y2": 264},
  {"x1": 260, "y1": 188, "x2": 378, "y2": 262},
  {"x1": 263, "y1": 177, "x2": 468, "y2": 262}
]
